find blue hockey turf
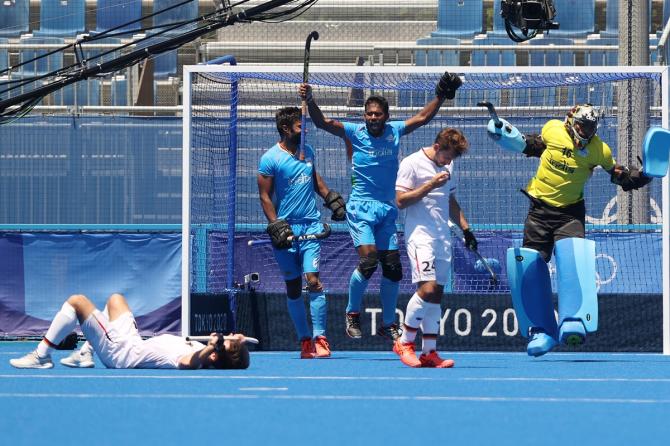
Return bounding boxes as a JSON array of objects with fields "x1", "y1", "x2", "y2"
[{"x1": 1, "y1": 343, "x2": 669, "y2": 445}]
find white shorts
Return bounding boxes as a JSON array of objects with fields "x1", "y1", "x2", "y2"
[
  {"x1": 80, "y1": 310, "x2": 142, "y2": 369},
  {"x1": 406, "y1": 236, "x2": 452, "y2": 285}
]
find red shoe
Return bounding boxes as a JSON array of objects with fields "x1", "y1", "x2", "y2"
[
  {"x1": 314, "y1": 336, "x2": 331, "y2": 358},
  {"x1": 300, "y1": 337, "x2": 315, "y2": 359},
  {"x1": 392, "y1": 339, "x2": 421, "y2": 368},
  {"x1": 419, "y1": 351, "x2": 455, "y2": 368}
]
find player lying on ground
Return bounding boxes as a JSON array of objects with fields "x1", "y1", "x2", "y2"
[
  {"x1": 298, "y1": 72, "x2": 462, "y2": 344},
  {"x1": 393, "y1": 128, "x2": 471, "y2": 368},
  {"x1": 10, "y1": 293, "x2": 250, "y2": 369},
  {"x1": 487, "y1": 103, "x2": 653, "y2": 357},
  {"x1": 257, "y1": 106, "x2": 346, "y2": 359}
]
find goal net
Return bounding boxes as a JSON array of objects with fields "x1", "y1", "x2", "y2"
[{"x1": 182, "y1": 65, "x2": 669, "y2": 352}]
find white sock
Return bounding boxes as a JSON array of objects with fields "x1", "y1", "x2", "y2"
[
  {"x1": 400, "y1": 293, "x2": 427, "y2": 344},
  {"x1": 420, "y1": 302, "x2": 442, "y2": 354},
  {"x1": 36, "y1": 302, "x2": 78, "y2": 358}
]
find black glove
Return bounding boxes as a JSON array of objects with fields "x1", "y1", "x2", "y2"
[
  {"x1": 435, "y1": 71, "x2": 462, "y2": 100},
  {"x1": 266, "y1": 219, "x2": 293, "y2": 249},
  {"x1": 324, "y1": 190, "x2": 346, "y2": 221},
  {"x1": 611, "y1": 165, "x2": 653, "y2": 192},
  {"x1": 463, "y1": 228, "x2": 478, "y2": 252}
]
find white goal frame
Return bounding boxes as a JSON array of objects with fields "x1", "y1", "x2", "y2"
[{"x1": 182, "y1": 64, "x2": 669, "y2": 354}]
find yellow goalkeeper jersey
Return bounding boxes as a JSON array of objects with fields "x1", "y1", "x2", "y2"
[{"x1": 526, "y1": 119, "x2": 615, "y2": 207}]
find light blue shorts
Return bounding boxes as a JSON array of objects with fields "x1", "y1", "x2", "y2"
[
  {"x1": 272, "y1": 221, "x2": 323, "y2": 281},
  {"x1": 346, "y1": 199, "x2": 399, "y2": 250}
]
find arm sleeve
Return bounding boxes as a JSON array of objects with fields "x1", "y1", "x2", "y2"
[
  {"x1": 342, "y1": 122, "x2": 357, "y2": 140},
  {"x1": 395, "y1": 157, "x2": 416, "y2": 191},
  {"x1": 390, "y1": 120, "x2": 407, "y2": 137},
  {"x1": 258, "y1": 152, "x2": 275, "y2": 177},
  {"x1": 599, "y1": 140, "x2": 615, "y2": 171}
]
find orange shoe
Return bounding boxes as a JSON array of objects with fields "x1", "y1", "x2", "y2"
[
  {"x1": 314, "y1": 336, "x2": 331, "y2": 358},
  {"x1": 419, "y1": 351, "x2": 455, "y2": 368},
  {"x1": 300, "y1": 337, "x2": 315, "y2": 359},
  {"x1": 392, "y1": 339, "x2": 421, "y2": 368}
]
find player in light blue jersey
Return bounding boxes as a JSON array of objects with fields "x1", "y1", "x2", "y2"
[
  {"x1": 258, "y1": 107, "x2": 346, "y2": 359},
  {"x1": 299, "y1": 72, "x2": 462, "y2": 343}
]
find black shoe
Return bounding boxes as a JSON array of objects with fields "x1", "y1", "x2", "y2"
[
  {"x1": 377, "y1": 323, "x2": 402, "y2": 341},
  {"x1": 345, "y1": 312, "x2": 362, "y2": 339}
]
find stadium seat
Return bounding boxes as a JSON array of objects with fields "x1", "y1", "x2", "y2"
[
  {"x1": 61, "y1": 79, "x2": 102, "y2": 106},
  {"x1": 415, "y1": 36, "x2": 460, "y2": 67},
  {"x1": 34, "y1": 0, "x2": 86, "y2": 37},
  {"x1": 17, "y1": 37, "x2": 65, "y2": 76},
  {"x1": 528, "y1": 36, "x2": 575, "y2": 66},
  {"x1": 471, "y1": 35, "x2": 516, "y2": 66},
  {"x1": 153, "y1": 0, "x2": 199, "y2": 32},
  {"x1": 95, "y1": 0, "x2": 143, "y2": 35},
  {"x1": 489, "y1": 0, "x2": 508, "y2": 36},
  {"x1": 548, "y1": 0, "x2": 595, "y2": 38},
  {"x1": 0, "y1": 0, "x2": 29, "y2": 37},
  {"x1": 431, "y1": 0, "x2": 483, "y2": 38},
  {"x1": 585, "y1": 37, "x2": 617, "y2": 66},
  {"x1": 0, "y1": 38, "x2": 8, "y2": 73}
]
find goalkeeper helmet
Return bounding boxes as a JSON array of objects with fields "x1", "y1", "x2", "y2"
[{"x1": 566, "y1": 104, "x2": 599, "y2": 147}]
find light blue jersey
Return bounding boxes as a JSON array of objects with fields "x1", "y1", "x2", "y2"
[
  {"x1": 343, "y1": 121, "x2": 406, "y2": 202},
  {"x1": 258, "y1": 143, "x2": 320, "y2": 223}
]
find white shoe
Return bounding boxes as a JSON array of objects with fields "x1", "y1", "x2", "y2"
[
  {"x1": 10, "y1": 351, "x2": 53, "y2": 369},
  {"x1": 60, "y1": 350, "x2": 95, "y2": 368}
]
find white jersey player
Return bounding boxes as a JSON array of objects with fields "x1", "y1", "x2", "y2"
[
  {"x1": 393, "y1": 128, "x2": 474, "y2": 368},
  {"x1": 10, "y1": 293, "x2": 250, "y2": 370}
]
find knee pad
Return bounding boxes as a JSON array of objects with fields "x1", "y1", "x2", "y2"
[
  {"x1": 554, "y1": 237, "x2": 598, "y2": 334},
  {"x1": 357, "y1": 252, "x2": 378, "y2": 280},
  {"x1": 380, "y1": 250, "x2": 403, "y2": 282},
  {"x1": 506, "y1": 247, "x2": 557, "y2": 339}
]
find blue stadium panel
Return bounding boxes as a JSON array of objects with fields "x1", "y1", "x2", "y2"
[
  {"x1": 528, "y1": 36, "x2": 575, "y2": 66},
  {"x1": 153, "y1": 50, "x2": 178, "y2": 79},
  {"x1": 61, "y1": 79, "x2": 102, "y2": 106},
  {"x1": 0, "y1": 37, "x2": 8, "y2": 72},
  {"x1": 109, "y1": 76, "x2": 128, "y2": 106},
  {"x1": 34, "y1": 0, "x2": 86, "y2": 37},
  {"x1": 0, "y1": 0, "x2": 29, "y2": 37},
  {"x1": 548, "y1": 0, "x2": 595, "y2": 37},
  {"x1": 414, "y1": 37, "x2": 460, "y2": 66},
  {"x1": 18, "y1": 37, "x2": 65, "y2": 76},
  {"x1": 95, "y1": 0, "x2": 142, "y2": 35},
  {"x1": 490, "y1": 0, "x2": 508, "y2": 36},
  {"x1": 471, "y1": 35, "x2": 516, "y2": 66},
  {"x1": 585, "y1": 37, "x2": 617, "y2": 66},
  {"x1": 433, "y1": 0, "x2": 483, "y2": 38}
]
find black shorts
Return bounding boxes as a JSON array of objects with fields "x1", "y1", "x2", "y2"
[{"x1": 522, "y1": 193, "x2": 585, "y2": 262}]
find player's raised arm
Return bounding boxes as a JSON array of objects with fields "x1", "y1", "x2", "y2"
[
  {"x1": 404, "y1": 72, "x2": 462, "y2": 135},
  {"x1": 299, "y1": 83, "x2": 345, "y2": 138}
]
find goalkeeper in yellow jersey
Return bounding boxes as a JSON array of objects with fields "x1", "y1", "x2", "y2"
[{"x1": 486, "y1": 104, "x2": 652, "y2": 356}]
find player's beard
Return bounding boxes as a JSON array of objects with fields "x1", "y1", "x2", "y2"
[
  {"x1": 288, "y1": 132, "x2": 301, "y2": 146},
  {"x1": 366, "y1": 121, "x2": 384, "y2": 136}
]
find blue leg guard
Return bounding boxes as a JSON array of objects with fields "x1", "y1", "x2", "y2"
[
  {"x1": 506, "y1": 247, "x2": 558, "y2": 357},
  {"x1": 555, "y1": 238, "x2": 598, "y2": 346},
  {"x1": 642, "y1": 127, "x2": 670, "y2": 178},
  {"x1": 487, "y1": 118, "x2": 526, "y2": 153}
]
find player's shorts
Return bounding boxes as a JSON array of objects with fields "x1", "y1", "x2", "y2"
[
  {"x1": 346, "y1": 199, "x2": 399, "y2": 250},
  {"x1": 523, "y1": 194, "x2": 585, "y2": 262},
  {"x1": 273, "y1": 221, "x2": 323, "y2": 281},
  {"x1": 406, "y1": 236, "x2": 452, "y2": 285},
  {"x1": 80, "y1": 310, "x2": 142, "y2": 369}
]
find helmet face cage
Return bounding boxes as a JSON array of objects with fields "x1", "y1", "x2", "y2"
[{"x1": 567, "y1": 104, "x2": 599, "y2": 145}]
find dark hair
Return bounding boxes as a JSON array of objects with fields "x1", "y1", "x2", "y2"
[
  {"x1": 275, "y1": 107, "x2": 301, "y2": 136},
  {"x1": 211, "y1": 339, "x2": 250, "y2": 370},
  {"x1": 364, "y1": 95, "x2": 389, "y2": 115},
  {"x1": 434, "y1": 128, "x2": 469, "y2": 156}
]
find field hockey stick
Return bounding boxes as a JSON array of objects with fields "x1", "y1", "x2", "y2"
[
  {"x1": 469, "y1": 246, "x2": 499, "y2": 286},
  {"x1": 247, "y1": 223, "x2": 331, "y2": 247},
  {"x1": 299, "y1": 31, "x2": 319, "y2": 161},
  {"x1": 185, "y1": 335, "x2": 259, "y2": 345},
  {"x1": 477, "y1": 101, "x2": 502, "y2": 128}
]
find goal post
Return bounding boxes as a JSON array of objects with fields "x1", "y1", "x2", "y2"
[{"x1": 182, "y1": 64, "x2": 669, "y2": 353}]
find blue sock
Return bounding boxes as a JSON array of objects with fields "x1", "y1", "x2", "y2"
[
  {"x1": 286, "y1": 296, "x2": 310, "y2": 340},
  {"x1": 380, "y1": 276, "x2": 400, "y2": 326},
  {"x1": 347, "y1": 269, "x2": 368, "y2": 314},
  {"x1": 309, "y1": 291, "x2": 327, "y2": 338}
]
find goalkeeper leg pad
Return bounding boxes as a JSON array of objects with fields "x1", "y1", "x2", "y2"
[
  {"x1": 487, "y1": 118, "x2": 526, "y2": 153},
  {"x1": 642, "y1": 127, "x2": 670, "y2": 178},
  {"x1": 554, "y1": 238, "x2": 598, "y2": 346},
  {"x1": 506, "y1": 247, "x2": 557, "y2": 340}
]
